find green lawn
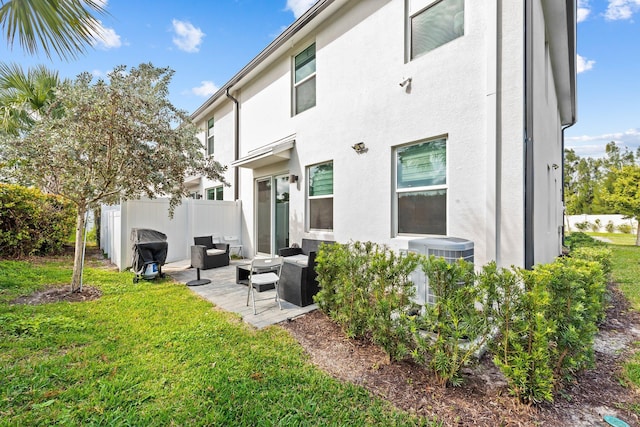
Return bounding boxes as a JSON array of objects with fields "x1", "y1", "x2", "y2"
[
  {"x1": 596, "y1": 235, "x2": 640, "y2": 395},
  {"x1": 0, "y1": 257, "x2": 435, "y2": 426}
]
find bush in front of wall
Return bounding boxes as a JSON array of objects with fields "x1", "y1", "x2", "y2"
[
  {"x1": 0, "y1": 184, "x2": 75, "y2": 258},
  {"x1": 617, "y1": 223, "x2": 633, "y2": 234},
  {"x1": 314, "y1": 241, "x2": 421, "y2": 360},
  {"x1": 413, "y1": 256, "x2": 489, "y2": 387},
  {"x1": 564, "y1": 232, "x2": 605, "y2": 249},
  {"x1": 482, "y1": 263, "x2": 556, "y2": 404},
  {"x1": 536, "y1": 257, "x2": 606, "y2": 383}
]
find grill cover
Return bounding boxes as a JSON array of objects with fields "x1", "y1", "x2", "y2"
[{"x1": 131, "y1": 228, "x2": 168, "y2": 273}]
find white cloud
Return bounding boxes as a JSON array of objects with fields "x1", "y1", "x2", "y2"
[
  {"x1": 566, "y1": 128, "x2": 640, "y2": 158},
  {"x1": 285, "y1": 0, "x2": 317, "y2": 19},
  {"x1": 577, "y1": 54, "x2": 595, "y2": 73},
  {"x1": 577, "y1": 0, "x2": 591, "y2": 22},
  {"x1": 192, "y1": 81, "x2": 219, "y2": 97},
  {"x1": 605, "y1": 0, "x2": 640, "y2": 21},
  {"x1": 171, "y1": 19, "x2": 205, "y2": 53},
  {"x1": 91, "y1": 21, "x2": 122, "y2": 49}
]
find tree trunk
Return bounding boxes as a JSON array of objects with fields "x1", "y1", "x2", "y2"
[
  {"x1": 71, "y1": 209, "x2": 87, "y2": 292},
  {"x1": 636, "y1": 218, "x2": 640, "y2": 247}
]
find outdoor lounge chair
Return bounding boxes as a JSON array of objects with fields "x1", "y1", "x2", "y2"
[{"x1": 191, "y1": 236, "x2": 230, "y2": 270}]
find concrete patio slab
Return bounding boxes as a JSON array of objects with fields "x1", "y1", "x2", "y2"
[{"x1": 165, "y1": 259, "x2": 317, "y2": 329}]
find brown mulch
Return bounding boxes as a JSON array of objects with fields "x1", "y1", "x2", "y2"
[
  {"x1": 281, "y1": 284, "x2": 640, "y2": 426},
  {"x1": 10, "y1": 285, "x2": 103, "y2": 305}
]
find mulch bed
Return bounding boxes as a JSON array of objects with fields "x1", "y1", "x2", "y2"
[{"x1": 281, "y1": 284, "x2": 640, "y2": 426}]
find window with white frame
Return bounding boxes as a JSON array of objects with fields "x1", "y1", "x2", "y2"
[
  {"x1": 409, "y1": 0, "x2": 464, "y2": 60},
  {"x1": 395, "y1": 138, "x2": 447, "y2": 235},
  {"x1": 294, "y1": 43, "x2": 316, "y2": 115},
  {"x1": 206, "y1": 118, "x2": 215, "y2": 155},
  {"x1": 308, "y1": 161, "x2": 333, "y2": 230},
  {"x1": 206, "y1": 186, "x2": 223, "y2": 200}
]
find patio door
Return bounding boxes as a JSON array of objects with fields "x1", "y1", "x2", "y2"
[{"x1": 256, "y1": 174, "x2": 290, "y2": 255}]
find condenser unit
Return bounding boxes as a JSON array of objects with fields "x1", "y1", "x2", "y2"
[{"x1": 408, "y1": 237, "x2": 474, "y2": 306}]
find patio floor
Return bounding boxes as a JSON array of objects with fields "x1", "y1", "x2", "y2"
[{"x1": 164, "y1": 259, "x2": 317, "y2": 329}]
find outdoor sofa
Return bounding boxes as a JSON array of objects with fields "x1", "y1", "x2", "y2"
[{"x1": 278, "y1": 238, "x2": 335, "y2": 307}]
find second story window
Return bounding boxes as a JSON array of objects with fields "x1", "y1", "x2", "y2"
[
  {"x1": 410, "y1": 0, "x2": 464, "y2": 60},
  {"x1": 294, "y1": 43, "x2": 316, "y2": 115},
  {"x1": 206, "y1": 186, "x2": 223, "y2": 200},
  {"x1": 207, "y1": 118, "x2": 215, "y2": 155}
]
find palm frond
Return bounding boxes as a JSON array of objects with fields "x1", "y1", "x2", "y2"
[{"x1": 0, "y1": 0, "x2": 108, "y2": 60}]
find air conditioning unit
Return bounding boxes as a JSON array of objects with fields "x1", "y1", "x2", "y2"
[{"x1": 408, "y1": 237, "x2": 474, "y2": 306}]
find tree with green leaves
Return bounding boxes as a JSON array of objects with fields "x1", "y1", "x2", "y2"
[
  {"x1": 602, "y1": 164, "x2": 640, "y2": 245},
  {"x1": 0, "y1": 0, "x2": 106, "y2": 60},
  {"x1": 1, "y1": 63, "x2": 227, "y2": 291}
]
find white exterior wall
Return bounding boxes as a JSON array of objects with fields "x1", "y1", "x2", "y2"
[
  {"x1": 530, "y1": 0, "x2": 566, "y2": 264},
  {"x1": 191, "y1": 0, "x2": 570, "y2": 268}
]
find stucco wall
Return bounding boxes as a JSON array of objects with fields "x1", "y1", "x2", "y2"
[{"x1": 190, "y1": 0, "x2": 568, "y2": 268}]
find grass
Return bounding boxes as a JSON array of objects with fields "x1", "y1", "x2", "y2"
[
  {"x1": 0, "y1": 255, "x2": 437, "y2": 426},
  {"x1": 583, "y1": 232, "x2": 640, "y2": 398}
]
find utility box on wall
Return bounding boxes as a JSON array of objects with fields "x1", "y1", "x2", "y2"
[{"x1": 408, "y1": 237, "x2": 474, "y2": 306}]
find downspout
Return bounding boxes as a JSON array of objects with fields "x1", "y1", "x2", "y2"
[
  {"x1": 226, "y1": 88, "x2": 240, "y2": 201},
  {"x1": 486, "y1": 0, "x2": 500, "y2": 264},
  {"x1": 524, "y1": 0, "x2": 535, "y2": 269}
]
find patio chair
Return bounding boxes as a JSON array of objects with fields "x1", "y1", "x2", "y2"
[
  {"x1": 246, "y1": 257, "x2": 283, "y2": 315},
  {"x1": 191, "y1": 236, "x2": 230, "y2": 269}
]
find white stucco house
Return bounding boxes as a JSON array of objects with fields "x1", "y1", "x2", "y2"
[{"x1": 188, "y1": 0, "x2": 577, "y2": 269}]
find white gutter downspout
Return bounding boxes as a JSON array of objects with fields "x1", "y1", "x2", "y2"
[
  {"x1": 486, "y1": 0, "x2": 500, "y2": 265},
  {"x1": 524, "y1": 0, "x2": 535, "y2": 269},
  {"x1": 226, "y1": 88, "x2": 240, "y2": 201}
]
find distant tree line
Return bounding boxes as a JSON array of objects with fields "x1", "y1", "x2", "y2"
[{"x1": 564, "y1": 142, "x2": 640, "y2": 245}]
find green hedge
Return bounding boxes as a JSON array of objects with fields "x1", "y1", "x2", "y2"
[
  {"x1": 0, "y1": 184, "x2": 75, "y2": 257},
  {"x1": 315, "y1": 240, "x2": 611, "y2": 403}
]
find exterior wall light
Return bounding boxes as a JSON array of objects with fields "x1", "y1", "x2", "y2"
[{"x1": 352, "y1": 142, "x2": 367, "y2": 154}]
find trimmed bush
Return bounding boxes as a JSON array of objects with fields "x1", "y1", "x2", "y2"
[
  {"x1": 314, "y1": 241, "x2": 421, "y2": 360},
  {"x1": 564, "y1": 232, "x2": 605, "y2": 249},
  {"x1": 0, "y1": 184, "x2": 75, "y2": 258}
]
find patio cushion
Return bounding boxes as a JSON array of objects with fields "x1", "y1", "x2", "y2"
[
  {"x1": 283, "y1": 254, "x2": 309, "y2": 266},
  {"x1": 206, "y1": 248, "x2": 226, "y2": 256}
]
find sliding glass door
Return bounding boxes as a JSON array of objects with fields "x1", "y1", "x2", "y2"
[{"x1": 255, "y1": 174, "x2": 290, "y2": 255}]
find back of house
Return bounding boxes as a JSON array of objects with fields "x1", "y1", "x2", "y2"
[{"x1": 189, "y1": 0, "x2": 577, "y2": 269}]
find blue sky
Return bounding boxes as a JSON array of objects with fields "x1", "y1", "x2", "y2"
[{"x1": 1, "y1": 0, "x2": 638, "y2": 159}]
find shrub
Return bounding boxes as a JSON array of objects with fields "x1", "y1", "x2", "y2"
[
  {"x1": 314, "y1": 241, "x2": 420, "y2": 359},
  {"x1": 605, "y1": 221, "x2": 615, "y2": 233},
  {"x1": 590, "y1": 219, "x2": 602, "y2": 232},
  {"x1": 564, "y1": 232, "x2": 604, "y2": 249},
  {"x1": 414, "y1": 256, "x2": 488, "y2": 387},
  {"x1": 617, "y1": 223, "x2": 633, "y2": 234},
  {"x1": 574, "y1": 221, "x2": 591, "y2": 231},
  {"x1": 483, "y1": 264, "x2": 555, "y2": 404},
  {"x1": 0, "y1": 184, "x2": 75, "y2": 257}
]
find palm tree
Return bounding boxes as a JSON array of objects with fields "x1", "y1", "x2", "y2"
[
  {"x1": 0, "y1": 63, "x2": 61, "y2": 134},
  {"x1": 0, "y1": 0, "x2": 106, "y2": 60}
]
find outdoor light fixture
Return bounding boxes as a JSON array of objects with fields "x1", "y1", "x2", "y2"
[
  {"x1": 352, "y1": 142, "x2": 367, "y2": 154},
  {"x1": 399, "y1": 77, "x2": 412, "y2": 87},
  {"x1": 288, "y1": 174, "x2": 298, "y2": 183}
]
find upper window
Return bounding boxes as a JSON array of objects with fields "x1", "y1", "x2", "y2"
[
  {"x1": 206, "y1": 186, "x2": 223, "y2": 200},
  {"x1": 206, "y1": 118, "x2": 215, "y2": 156},
  {"x1": 308, "y1": 161, "x2": 333, "y2": 230},
  {"x1": 410, "y1": 0, "x2": 464, "y2": 60},
  {"x1": 294, "y1": 43, "x2": 316, "y2": 115},
  {"x1": 395, "y1": 138, "x2": 447, "y2": 235}
]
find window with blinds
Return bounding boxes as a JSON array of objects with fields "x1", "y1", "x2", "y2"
[
  {"x1": 411, "y1": 0, "x2": 464, "y2": 60},
  {"x1": 206, "y1": 186, "x2": 223, "y2": 200},
  {"x1": 308, "y1": 161, "x2": 333, "y2": 230},
  {"x1": 395, "y1": 138, "x2": 447, "y2": 235},
  {"x1": 294, "y1": 43, "x2": 316, "y2": 115}
]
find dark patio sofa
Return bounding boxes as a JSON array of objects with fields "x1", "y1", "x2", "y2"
[
  {"x1": 278, "y1": 238, "x2": 335, "y2": 307},
  {"x1": 191, "y1": 236, "x2": 230, "y2": 270}
]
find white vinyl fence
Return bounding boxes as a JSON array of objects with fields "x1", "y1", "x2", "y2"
[
  {"x1": 101, "y1": 198, "x2": 241, "y2": 271},
  {"x1": 565, "y1": 214, "x2": 637, "y2": 233}
]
